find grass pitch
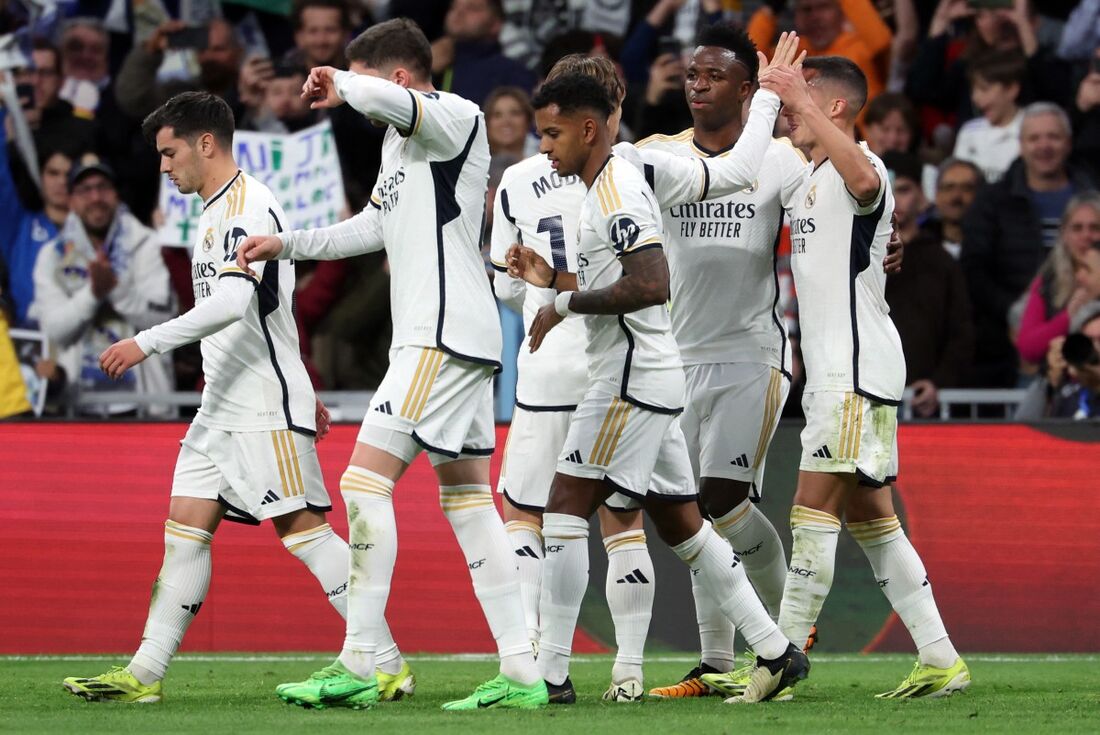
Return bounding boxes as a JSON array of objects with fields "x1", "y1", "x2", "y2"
[{"x1": 3, "y1": 653, "x2": 1096, "y2": 734}]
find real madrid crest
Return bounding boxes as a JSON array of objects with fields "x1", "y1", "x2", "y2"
[
  {"x1": 202, "y1": 228, "x2": 215, "y2": 252},
  {"x1": 805, "y1": 184, "x2": 816, "y2": 209}
]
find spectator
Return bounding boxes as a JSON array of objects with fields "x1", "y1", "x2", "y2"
[
  {"x1": 619, "y1": 0, "x2": 723, "y2": 86},
  {"x1": 883, "y1": 152, "x2": 974, "y2": 417},
  {"x1": 29, "y1": 162, "x2": 175, "y2": 416},
  {"x1": 0, "y1": 282, "x2": 33, "y2": 419},
  {"x1": 0, "y1": 104, "x2": 79, "y2": 327},
  {"x1": 748, "y1": 0, "x2": 893, "y2": 102},
  {"x1": 1018, "y1": 302, "x2": 1100, "y2": 420},
  {"x1": 57, "y1": 18, "x2": 111, "y2": 116},
  {"x1": 863, "y1": 91, "x2": 938, "y2": 198},
  {"x1": 13, "y1": 39, "x2": 96, "y2": 156},
  {"x1": 115, "y1": 19, "x2": 245, "y2": 121},
  {"x1": 239, "y1": 63, "x2": 318, "y2": 133},
  {"x1": 1073, "y1": 47, "x2": 1100, "y2": 179},
  {"x1": 1057, "y1": 0, "x2": 1100, "y2": 62},
  {"x1": 496, "y1": 0, "x2": 585, "y2": 71},
  {"x1": 484, "y1": 86, "x2": 535, "y2": 159},
  {"x1": 431, "y1": 0, "x2": 536, "y2": 107},
  {"x1": 1016, "y1": 193, "x2": 1100, "y2": 365},
  {"x1": 960, "y1": 102, "x2": 1095, "y2": 387},
  {"x1": 930, "y1": 157, "x2": 982, "y2": 260},
  {"x1": 953, "y1": 50, "x2": 1026, "y2": 183},
  {"x1": 289, "y1": 0, "x2": 353, "y2": 69}
]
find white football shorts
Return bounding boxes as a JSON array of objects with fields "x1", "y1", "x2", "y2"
[
  {"x1": 497, "y1": 405, "x2": 573, "y2": 512},
  {"x1": 799, "y1": 391, "x2": 899, "y2": 487},
  {"x1": 171, "y1": 422, "x2": 331, "y2": 524},
  {"x1": 680, "y1": 362, "x2": 789, "y2": 497},
  {"x1": 359, "y1": 346, "x2": 495, "y2": 463}
]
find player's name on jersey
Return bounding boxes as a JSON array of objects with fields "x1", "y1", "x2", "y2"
[
  {"x1": 531, "y1": 170, "x2": 580, "y2": 199},
  {"x1": 668, "y1": 200, "x2": 759, "y2": 240}
]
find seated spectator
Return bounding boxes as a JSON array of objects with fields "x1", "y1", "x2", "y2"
[
  {"x1": 484, "y1": 86, "x2": 535, "y2": 159},
  {"x1": 961, "y1": 102, "x2": 1095, "y2": 387},
  {"x1": 749, "y1": 0, "x2": 892, "y2": 102},
  {"x1": 1016, "y1": 193, "x2": 1100, "y2": 365},
  {"x1": 239, "y1": 63, "x2": 318, "y2": 133},
  {"x1": 0, "y1": 104, "x2": 79, "y2": 327},
  {"x1": 431, "y1": 0, "x2": 536, "y2": 107},
  {"x1": 929, "y1": 157, "x2": 982, "y2": 260},
  {"x1": 1019, "y1": 301, "x2": 1100, "y2": 420},
  {"x1": 883, "y1": 152, "x2": 974, "y2": 417},
  {"x1": 115, "y1": 18, "x2": 244, "y2": 121},
  {"x1": 953, "y1": 50, "x2": 1026, "y2": 183},
  {"x1": 29, "y1": 161, "x2": 175, "y2": 417}
]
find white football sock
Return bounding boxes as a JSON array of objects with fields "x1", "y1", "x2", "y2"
[
  {"x1": 129, "y1": 521, "x2": 213, "y2": 685},
  {"x1": 603, "y1": 530, "x2": 654, "y2": 684},
  {"x1": 778, "y1": 505, "x2": 840, "y2": 650},
  {"x1": 539, "y1": 513, "x2": 590, "y2": 686},
  {"x1": 282, "y1": 521, "x2": 405, "y2": 675},
  {"x1": 338, "y1": 466, "x2": 397, "y2": 679},
  {"x1": 505, "y1": 520, "x2": 544, "y2": 645},
  {"x1": 671, "y1": 522, "x2": 788, "y2": 660},
  {"x1": 713, "y1": 499, "x2": 787, "y2": 621},
  {"x1": 440, "y1": 485, "x2": 538, "y2": 685},
  {"x1": 691, "y1": 572, "x2": 736, "y2": 672},
  {"x1": 849, "y1": 516, "x2": 958, "y2": 669}
]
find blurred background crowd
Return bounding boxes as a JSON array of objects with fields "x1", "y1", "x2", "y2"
[{"x1": 0, "y1": 0, "x2": 1098, "y2": 422}]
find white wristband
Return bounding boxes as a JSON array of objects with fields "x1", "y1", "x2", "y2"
[{"x1": 554, "y1": 291, "x2": 573, "y2": 317}]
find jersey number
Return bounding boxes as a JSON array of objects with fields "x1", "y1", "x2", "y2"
[{"x1": 537, "y1": 215, "x2": 568, "y2": 271}]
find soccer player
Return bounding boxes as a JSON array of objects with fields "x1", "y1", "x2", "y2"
[
  {"x1": 489, "y1": 55, "x2": 656, "y2": 703},
  {"x1": 507, "y1": 33, "x2": 810, "y2": 705},
  {"x1": 235, "y1": 19, "x2": 547, "y2": 711},
  {"x1": 759, "y1": 57, "x2": 971, "y2": 698},
  {"x1": 62, "y1": 91, "x2": 413, "y2": 704}
]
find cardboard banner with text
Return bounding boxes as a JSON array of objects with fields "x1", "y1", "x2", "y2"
[{"x1": 156, "y1": 120, "x2": 345, "y2": 248}]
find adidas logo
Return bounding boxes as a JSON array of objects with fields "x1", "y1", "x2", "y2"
[
  {"x1": 260, "y1": 489, "x2": 279, "y2": 505},
  {"x1": 564, "y1": 449, "x2": 583, "y2": 463},
  {"x1": 515, "y1": 545, "x2": 540, "y2": 559},
  {"x1": 730, "y1": 453, "x2": 749, "y2": 468},
  {"x1": 374, "y1": 401, "x2": 393, "y2": 415},
  {"x1": 615, "y1": 568, "x2": 650, "y2": 584},
  {"x1": 181, "y1": 602, "x2": 202, "y2": 615},
  {"x1": 811, "y1": 445, "x2": 833, "y2": 459}
]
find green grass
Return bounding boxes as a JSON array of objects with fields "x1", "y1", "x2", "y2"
[{"x1": 3, "y1": 653, "x2": 1096, "y2": 734}]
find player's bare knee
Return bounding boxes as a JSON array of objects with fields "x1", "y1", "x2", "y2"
[
  {"x1": 546, "y1": 475, "x2": 606, "y2": 518},
  {"x1": 643, "y1": 497, "x2": 704, "y2": 547},
  {"x1": 349, "y1": 440, "x2": 409, "y2": 482},
  {"x1": 433, "y1": 456, "x2": 491, "y2": 487},
  {"x1": 503, "y1": 498, "x2": 543, "y2": 526},
  {"x1": 793, "y1": 470, "x2": 857, "y2": 518},
  {"x1": 845, "y1": 484, "x2": 896, "y2": 524},
  {"x1": 272, "y1": 508, "x2": 328, "y2": 539},
  {"x1": 597, "y1": 505, "x2": 643, "y2": 537},
  {"x1": 698, "y1": 477, "x2": 751, "y2": 519},
  {"x1": 167, "y1": 497, "x2": 224, "y2": 535}
]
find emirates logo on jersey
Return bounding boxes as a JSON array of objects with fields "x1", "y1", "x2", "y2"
[
  {"x1": 202, "y1": 228, "x2": 215, "y2": 252},
  {"x1": 805, "y1": 185, "x2": 817, "y2": 209}
]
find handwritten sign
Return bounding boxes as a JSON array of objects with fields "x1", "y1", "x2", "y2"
[{"x1": 157, "y1": 120, "x2": 345, "y2": 247}]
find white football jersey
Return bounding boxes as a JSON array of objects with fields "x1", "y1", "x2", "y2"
[
  {"x1": 191, "y1": 171, "x2": 315, "y2": 433},
  {"x1": 622, "y1": 133, "x2": 806, "y2": 373},
  {"x1": 788, "y1": 145, "x2": 905, "y2": 403},
  {"x1": 577, "y1": 156, "x2": 684, "y2": 413},
  {"x1": 334, "y1": 72, "x2": 501, "y2": 369},
  {"x1": 490, "y1": 154, "x2": 588, "y2": 408}
]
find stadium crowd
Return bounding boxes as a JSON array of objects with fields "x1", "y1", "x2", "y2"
[{"x1": 0, "y1": 0, "x2": 1098, "y2": 421}]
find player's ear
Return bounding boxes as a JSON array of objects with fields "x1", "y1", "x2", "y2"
[
  {"x1": 391, "y1": 67, "x2": 410, "y2": 88},
  {"x1": 739, "y1": 80, "x2": 754, "y2": 102},
  {"x1": 583, "y1": 117, "x2": 598, "y2": 144},
  {"x1": 198, "y1": 132, "x2": 215, "y2": 158}
]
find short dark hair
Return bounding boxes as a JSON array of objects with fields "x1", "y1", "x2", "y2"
[
  {"x1": 345, "y1": 18, "x2": 432, "y2": 80},
  {"x1": 967, "y1": 49, "x2": 1027, "y2": 87},
  {"x1": 802, "y1": 56, "x2": 868, "y2": 115},
  {"x1": 142, "y1": 91, "x2": 235, "y2": 149},
  {"x1": 864, "y1": 93, "x2": 919, "y2": 134},
  {"x1": 291, "y1": 0, "x2": 351, "y2": 31},
  {"x1": 694, "y1": 22, "x2": 760, "y2": 82},
  {"x1": 546, "y1": 54, "x2": 625, "y2": 105},
  {"x1": 882, "y1": 151, "x2": 922, "y2": 185},
  {"x1": 531, "y1": 73, "x2": 614, "y2": 119}
]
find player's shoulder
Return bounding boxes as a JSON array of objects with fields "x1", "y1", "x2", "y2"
[
  {"x1": 422, "y1": 89, "x2": 479, "y2": 118},
  {"x1": 769, "y1": 136, "x2": 809, "y2": 165},
  {"x1": 634, "y1": 128, "x2": 694, "y2": 152},
  {"x1": 500, "y1": 152, "x2": 553, "y2": 186},
  {"x1": 589, "y1": 156, "x2": 649, "y2": 218}
]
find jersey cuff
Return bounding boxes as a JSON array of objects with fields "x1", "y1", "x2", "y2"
[
  {"x1": 490, "y1": 259, "x2": 508, "y2": 273},
  {"x1": 618, "y1": 240, "x2": 662, "y2": 257},
  {"x1": 219, "y1": 268, "x2": 260, "y2": 286},
  {"x1": 398, "y1": 89, "x2": 423, "y2": 138},
  {"x1": 698, "y1": 160, "x2": 711, "y2": 201}
]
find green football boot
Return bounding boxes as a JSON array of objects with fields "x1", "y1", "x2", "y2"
[
  {"x1": 441, "y1": 674, "x2": 549, "y2": 711},
  {"x1": 376, "y1": 660, "x2": 416, "y2": 701},
  {"x1": 876, "y1": 658, "x2": 971, "y2": 699},
  {"x1": 275, "y1": 660, "x2": 379, "y2": 709}
]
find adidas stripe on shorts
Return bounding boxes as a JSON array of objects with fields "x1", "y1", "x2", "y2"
[
  {"x1": 557, "y1": 387, "x2": 696, "y2": 510},
  {"x1": 497, "y1": 406, "x2": 573, "y2": 512},
  {"x1": 798, "y1": 391, "x2": 898, "y2": 487},
  {"x1": 360, "y1": 345, "x2": 496, "y2": 459},
  {"x1": 171, "y1": 422, "x2": 331, "y2": 524},
  {"x1": 680, "y1": 362, "x2": 789, "y2": 495}
]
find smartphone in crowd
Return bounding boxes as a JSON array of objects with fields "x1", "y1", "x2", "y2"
[
  {"x1": 657, "y1": 35, "x2": 683, "y2": 60},
  {"x1": 166, "y1": 26, "x2": 209, "y2": 51},
  {"x1": 16, "y1": 83, "x2": 35, "y2": 110}
]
